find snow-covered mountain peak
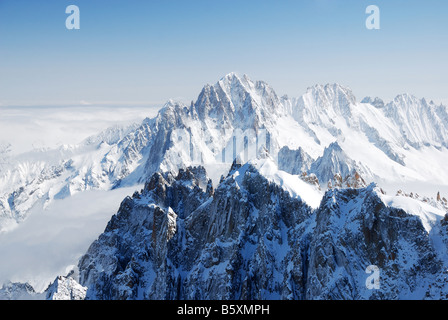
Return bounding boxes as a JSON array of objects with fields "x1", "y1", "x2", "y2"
[
  {"x1": 382, "y1": 93, "x2": 448, "y2": 148},
  {"x1": 386, "y1": 93, "x2": 442, "y2": 116},
  {"x1": 391, "y1": 93, "x2": 425, "y2": 109},
  {"x1": 194, "y1": 72, "x2": 281, "y2": 125},
  {"x1": 291, "y1": 83, "x2": 358, "y2": 129},
  {"x1": 309, "y1": 141, "x2": 367, "y2": 185},
  {"x1": 229, "y1": 158, "x2": 323, "y2": 209},
  {"x1": 3, "y1": 72, "x2": 448, "y2": 299},
  {"x1": 216, "y1": 72, "x2": 257, "y2": 103},
  {"x1": 83, "y1": 122, "x2": 140, "y2": 147},
  {"x1": 314, "y1": 141, "x2": 347, "y2": 165},
  {"x1": 218, "y1": 72, "x2": 248, "y2": 87},
  {"x1": 73, "y1": 160, "x2": 448, "y2": 300},
  {"x1": 158, "y1": 99, "x2": 188, "y2": 117},
  {"x1": 305, "y1": 83, "x2": 357, "y2": 108},
  {"x1": 163, "y1": 98, "x2": 185, "y2": 109},
  {"x1": 325, "y1": 141, "x2": 343, "y2": 153},
  {"x1": 45, "y1": 276, "x2": 87, "y2": 300},
  {"x1": 217, "y1": 72, "x2": 270, "y2": 91},
  {"x1": 277, "y1": 146, "x2": 314, "y2": 175},
  {"x1": 361, "y1": 96, "x2": 385, "y2": 109},
  {"x1": 2, "y1": 72, "x2": 448, "y2": 237},
  {"x1": 0, "y1": 281, "x2": 39, "y2": 300}
]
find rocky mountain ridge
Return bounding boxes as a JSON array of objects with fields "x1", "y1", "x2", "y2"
[
  {"x1": 2, "y1": 73, "x2": 448, "y2": 231},
  {"x1": 35, "y1": 161, "x2": 448, "y2": 300}
]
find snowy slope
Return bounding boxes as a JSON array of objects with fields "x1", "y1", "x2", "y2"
[
  {"x1": 241, "y1": 158, "x2": 323, "y2": 209},
  {"x1": 67, "y1": 164, "x2": 448, "y2": 300},
  {"x1": 1, "y1": 74, "x2": 447, "y2": 297},
  {"x1": 1, "y1": 72, "x2": 448, "y2": 250}
]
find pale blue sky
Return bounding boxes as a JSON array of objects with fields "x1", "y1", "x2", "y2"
[{"x1": 0, "y1": 0, "x2": 447, "y2": 106}]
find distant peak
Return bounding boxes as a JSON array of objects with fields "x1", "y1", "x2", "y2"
[
  {"x1": 163, "y1": 99, "x2": 182, "y2": 108},
  {"x1": 216, "y1": 72, "x2": 250, "y2": 90},
  {"x1": 217, "y1": 72, "x2": 264, "y2": 89},
  {"x1": 308, "y1": 83, "x2": 352, "y2": 92},
  {"x1": 362, "y1": 96, "x2": 385, "y2": 108},
  {"x1": 389, "y1": 93, "x2": 437, "y2": 111},
  {"x1": 306, "y1": 83, "x2": 357, "y2": 105},
  {"x1": 326, "y1": 141, "x2": 343, "y2": 152},
  {"x1": 393, "y1": 93, "x2": 419, "y2": 103},
  {"x1": 220, "y1": 72, "x2": 243, "y2": 82}
]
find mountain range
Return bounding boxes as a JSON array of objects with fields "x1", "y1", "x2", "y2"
[{"x1": 1, "y1": 73, "x2": 448, "y2": 299}]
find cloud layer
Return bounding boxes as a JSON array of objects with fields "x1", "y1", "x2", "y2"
[
  {"x1": 0, "y1": 105, "x2": 161, "y2": 155},
  {"x1": 0, "y1": 184, "x2": 141, "y2": 292}
]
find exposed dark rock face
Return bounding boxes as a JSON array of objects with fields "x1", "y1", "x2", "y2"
[
  {"x1": 78, "y1": 164, "x2": 313, "y2": 300},
  {"x1": 76, "y1": 165, "x2": 448, "y2": 300},
  {"x1": 278, "y1": 146, "x2": 313, "y2": 175},
  {"x1": 307, "y1": 187, "x2": 442, "y2": 299}
]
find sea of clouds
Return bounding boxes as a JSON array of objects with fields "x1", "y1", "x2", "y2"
[
  {"x1": 0, "y1": 104, "x2": 160, "y2": 292},
  {"x1": 0, "y1": 104, "x2": 161, "y2": 155}
]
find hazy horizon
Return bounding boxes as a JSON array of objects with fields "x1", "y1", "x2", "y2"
[{"x1": 1, "y1": 0, "x2": 447, "y2": 107}]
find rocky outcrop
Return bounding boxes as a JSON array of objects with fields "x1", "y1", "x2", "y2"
[
  {"x1": 76, "y1": 164, "x2": 448, "y2": 300},
  {"x1": 362, "y1": 97, "x2": 385, "y2": 109},
  {"x1": 78, "y1": 164, "x2": 314, "y2": 300},
  {"x1": 307, "y1": 185, "x2": 442, "y2": 299},
  {"x1": 278, "y1": 146, "x2": 313, "y2": 175},
  {"x1": 2, "y1": 73, "x2": 448, "y2": 234},
  {"x1": 396, "y1": 190, "x2": 448, "y2": 213},
  {"x1": 310, "y1": 142, "x2": 371, "y2": 186},
  {"x1": 327, "y1": 172, "x2": 367, "y2": 190},
  {"x1": 45, "y1": 275, "x2": 87, "y2": 300},
  {"x1": 299, "y1": 172, "x2": 320, "y2": 189}
]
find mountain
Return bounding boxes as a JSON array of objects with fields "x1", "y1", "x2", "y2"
[
  {"x1": 383, "y1": 94, "x2": 448, "y2": 149},
  {"x1": 68, "y1": 162, "x2": 448, "y2": 300},
  {"x1": 278, "y1": 146, "x2": 314, "y2": 175},
  {"x1": 361, "y1": 97, "x2": 385, "y2": 109},
  {"x1": 0, "y1": 281, "x2": 39, "y2": 300},
  {"x1": 309, "y1": 141, "x2": 372, "y2": 185},
  {"x1": 2, "y1": 72, "x2": 448, "y2": 299},
  {"x1": 45, "y1": 275, "x2": 87, "y2": 300},
  {"x1": 76, "y1": 160, "x2": 319, "y2": 300},
  {"x1": 3, "y1": 73, "x2": 448, "y2": 233}
]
